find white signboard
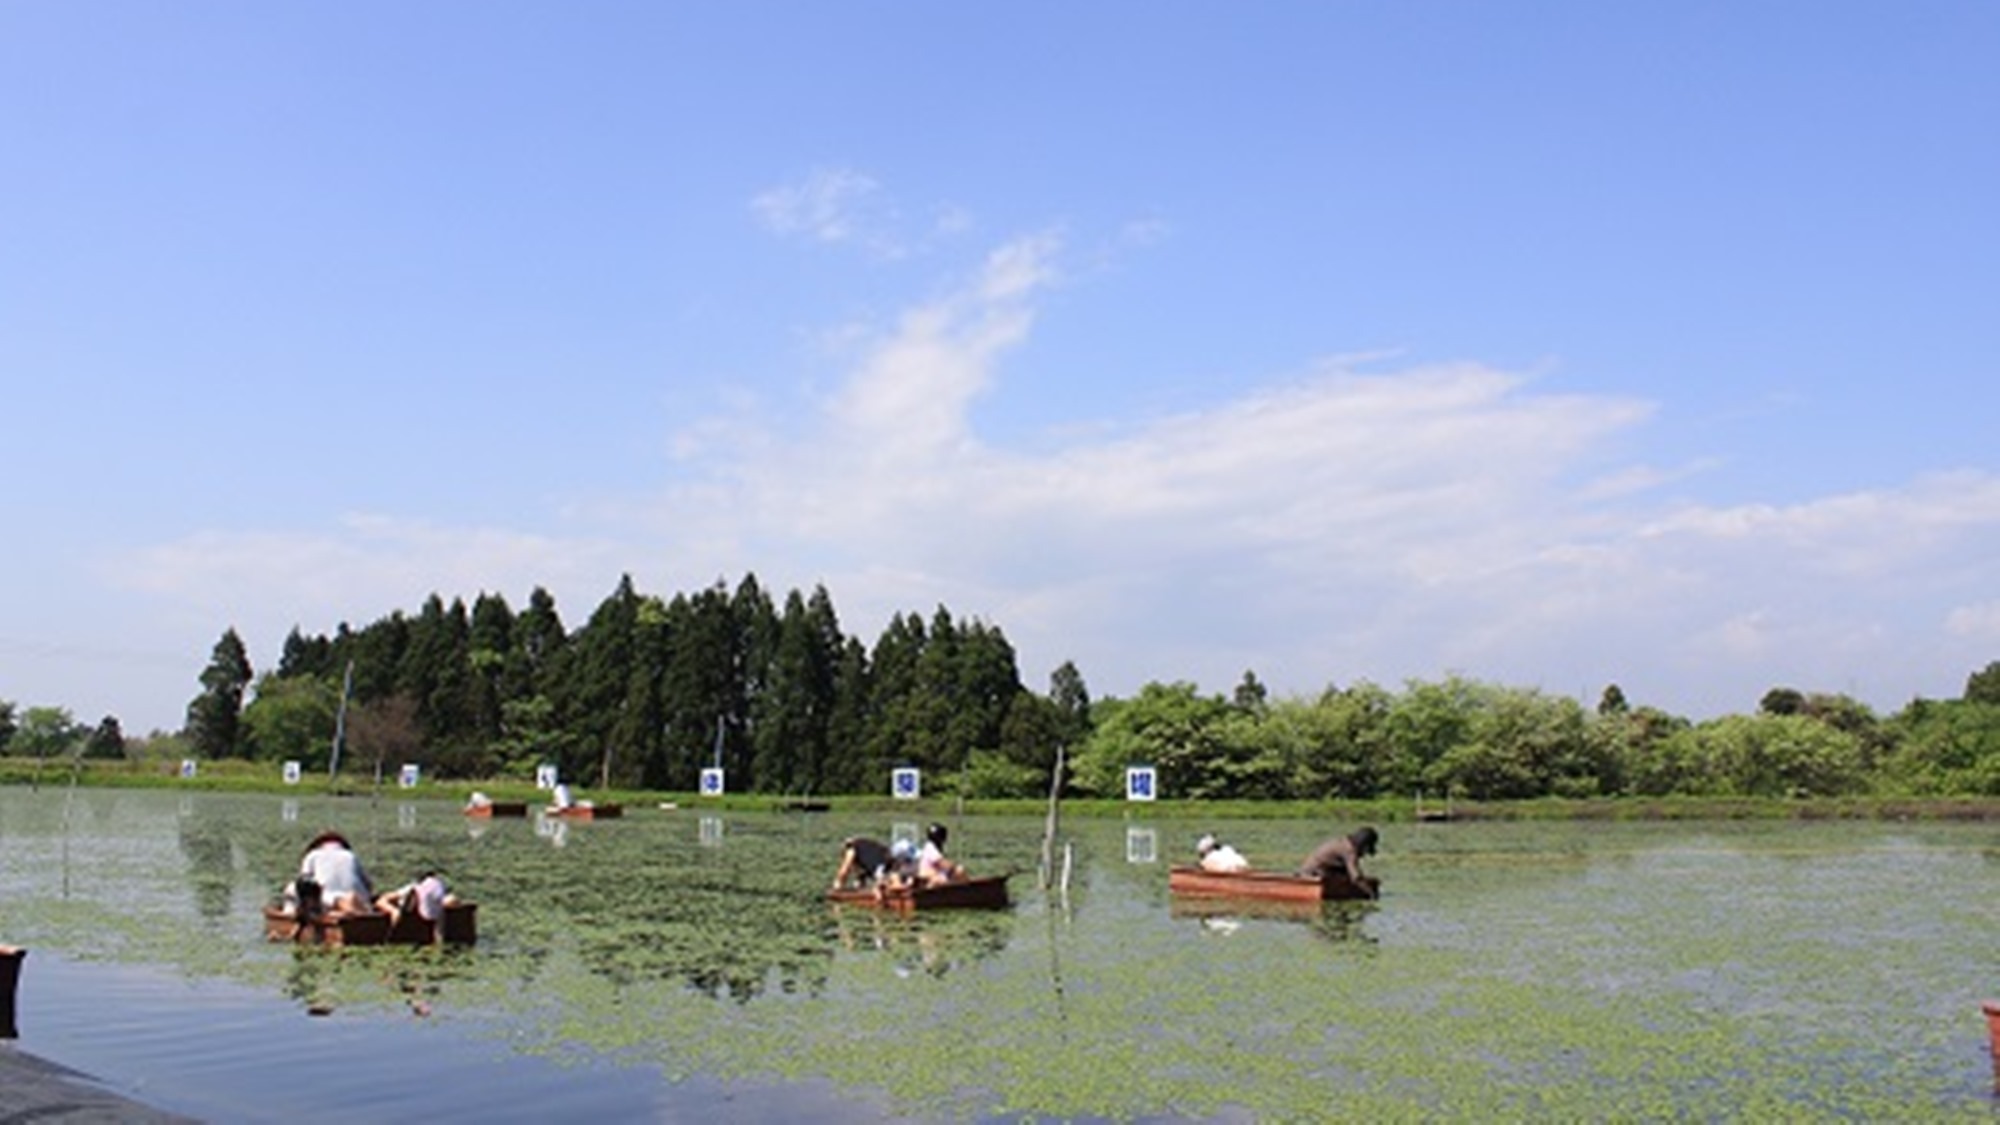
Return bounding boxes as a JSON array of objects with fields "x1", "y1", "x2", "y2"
[
  {"x1": 535, "y1": 763, "x2": 559, "y2": 790},
  {"x1": 1125, "y1": 765, "x2": 1158, "y2": 802},
  {"x1": 179, "y1": 759, "x2": 198, "y2": 780},
  {"x1": 399, "y1": 763, "x2": 421, "y2": 789},
  {"x1": 282, "y1": 760, "x2": 301, "y2": 785},
  {"x1": 699, "y1": 767, "x2": 725, "y2": 797},
  {"x1": 891, "y1": 767, "x2": 921, "y2": 800}
]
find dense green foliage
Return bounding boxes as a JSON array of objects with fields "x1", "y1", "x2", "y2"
[
  {"x1": 6, "y1": 576, "x2": 2000, "y2": 800},
  {"x1": 219, "y1": 575, "x2": 1047, "y2": 798}
]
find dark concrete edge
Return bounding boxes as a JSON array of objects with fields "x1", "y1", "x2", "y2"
[{"x1": 0, "y1": 1043, "x2": 202, "y2": 1123}]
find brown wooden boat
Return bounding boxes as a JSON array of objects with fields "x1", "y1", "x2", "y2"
[
  {"x1": 1168, "y1": 865, "x2": 1378, "y2": 902},
  {"x1": 827, "y1": 875, "x2": 1011, "y2": 912},
  {"x1": 463, "y1": 801, "x2": 529, "y2": 818},
  {"x1": 263, "y1": 902, "x2": 479, "y2": 947},
  {"x1": 545, "y1": 802, "x2": 623, "y2": 820}
]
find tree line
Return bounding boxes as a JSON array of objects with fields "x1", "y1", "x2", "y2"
[{"x1": 6, "y1": 572, "x2": 2000, "y2": 801}]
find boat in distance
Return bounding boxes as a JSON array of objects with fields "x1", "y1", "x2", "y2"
[{"x1": 544, "y1": 803, "x2": 623, "y2": 820}]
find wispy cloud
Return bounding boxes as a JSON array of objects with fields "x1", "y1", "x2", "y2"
[
  {"x1": 750, "y1": 167, "x2": 882, "y2": 244},
  {"x1": 749, "y1": 165, "x2": 973, "y2": 261}
]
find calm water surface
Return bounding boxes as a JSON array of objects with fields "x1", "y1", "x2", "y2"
[{"x1": 3, "y1": 787, "x2": 1999, "y2": 1121}]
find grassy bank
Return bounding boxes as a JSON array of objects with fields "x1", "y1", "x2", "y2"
[{"x1": 7, "y1": 756, "x2": 2000, "y2": 822}]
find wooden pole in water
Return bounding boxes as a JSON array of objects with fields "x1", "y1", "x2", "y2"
[
  {"x1": 1040, "y1": 744, "x2": 1066, "y2": 890},
  {"x1": 1982, "y1": 1000, "x2": 2000, "y2": 1089},
  {"x1": 1, "y1": 945, "x2": 24, "y2": 1039}
]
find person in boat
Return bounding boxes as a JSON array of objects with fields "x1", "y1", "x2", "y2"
[
  {"x1": 549, "y1": 782, "x2": 574, "y2": 811},
  {"x1": 832, "y1": 836, "x2": 894, "y2": 891},
  {"x1": 292, "y1": 830, "x2": 375, "y2": 916},
  {"x1": 466, "y1": 790, "x2": 493, "y2": 811},
  {"x1": 917, "y1": 822, "x2": 966, "y2": 886},
  {"x1": 376, "y1": 870, "x2": 452, "y2": 939},
  {"x1": 1195, "y1": 833, "x2": 1251, "y2": 873},
  {"x1": 1299, "y1": 826, "x2": 1379, "y2": 895}
]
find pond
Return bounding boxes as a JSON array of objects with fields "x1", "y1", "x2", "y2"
[{"x1": 2, "y1": 787, "x2": 1999, "y2": 1121}]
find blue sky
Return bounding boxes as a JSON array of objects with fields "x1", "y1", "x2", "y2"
[{"x1": 3, "y1": 4, "x2": 1996, "y2": 735}]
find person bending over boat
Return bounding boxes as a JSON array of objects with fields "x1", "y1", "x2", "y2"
[
  {"x1": 376, "y1": 870, "x2": 452, "y2": 939},
  {"x1": 918, "y1": 822, "x2": 967, "y2": 887},
  {"x1": 1298, "y1": 826, "x2": 1378, "y2": 896},
  {"x1": 294, "y1": 830, "x2": 375, "y2": 916},
  {"x1": 832, "y1": 836, "x2": 894, "y2": 891},
  {"x1": 1195, "y1": 834, "x2": 1251, "y2": 873}
]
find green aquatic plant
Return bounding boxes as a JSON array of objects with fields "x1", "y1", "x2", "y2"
[{"x1": 5, "y1": 793, "x2": 2000, "y2": 1120}]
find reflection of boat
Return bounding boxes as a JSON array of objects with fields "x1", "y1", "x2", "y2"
[
  {"x1": 1168, "y1": 865, "x2": 1378, "y2": 902},
  {"x1": 263, "y1": 903, "x2": 478, "y2": 947},
  {"x1": 1169, "y1": 895, "x2": 1323, "y2": 923},
  {"x1": 828, "y1": 875, "x2": 1010, "y2": 912},
  {"x1": 546, "y1": 803, "x2": 623, "y2": 820},
  {"x1": 464, "y1": 801, "x2": 529, "y2": 818}
]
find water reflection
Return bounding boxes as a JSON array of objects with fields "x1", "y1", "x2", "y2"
[
  {"x1": 279, "y1": 945, "x2": 474, "y2": 1018},
  {"x1": 536, "y1": 814, "x2": 568, "y2": 847},
  {"x1": 175, "y1": 807, "x2": 237, "y2": 920},
  {"x1": 1169, "y1": 897, "x2": 1379, "y2": 944},
  {"x1": 1125, "y1": 825, "x2": 1157, "y2": 864},
  {"x1": 828, "y1": 907, "x2": 1012, "y2": 979}
]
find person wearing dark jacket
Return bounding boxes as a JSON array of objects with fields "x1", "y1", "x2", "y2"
[{"x1": 1299, "y1": 826, "x2": 1379, "y2": 896}]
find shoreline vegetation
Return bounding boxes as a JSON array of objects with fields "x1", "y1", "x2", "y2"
[
  {"x1": 8, "y1": 579, "x2": 2000, "y2": 809},
  {"x1": 10, "y1": 757, "x2": 2000, "y2": 822}
]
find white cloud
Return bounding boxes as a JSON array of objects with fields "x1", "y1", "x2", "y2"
[
  {"x1": 750, "y1": 167, "x2": 883, "y2": 246},
  {"x1": 750, "y1": 167, "x2": 974, "y2": 260},
  {"x1": 93, "y1": 232, "x2": 2000, "y2": 726},
  {"x1": 106, "y1": 516, "x2": 630, "y2": 667}
]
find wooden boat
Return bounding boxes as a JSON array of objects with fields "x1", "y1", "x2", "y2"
[
  {"x1": 544, "y1": 802, "x2": 623, "y2": 820},
  {"x1": 463, "y1": 801, "x2": 529, "y2": 818},
  {"x1": 827, "y1": 875, "x2": 1011, "y2": 912},
  {"x1": 1168, "y1": 865, "x2": 1378, "y2": 903},
  {"x1": 263, "y1": 902, "x2": 478, "y2": 947}
]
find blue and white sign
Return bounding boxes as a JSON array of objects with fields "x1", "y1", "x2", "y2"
[
  {"x1": 699, "y1": 767, "x2": 725, "y2": 797},
  {"x1": 398, "y1": 763, "x2": 420, "y2": 789},
  {"x1": 535, "y1": 763, "x2": 559, "y2": 790},
  {"x1": 282, "y1": 760, "x2": 301, "y2": 785},
  {"x1": 891, "y1": 767, "x2": 921, "y2": 800},
  {"x1": 1125, "y1": 765, "x2": 1157, "y2": 802},
  {"x1": 179, "y1": 759, "x2": 198, "y2": 780}
]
